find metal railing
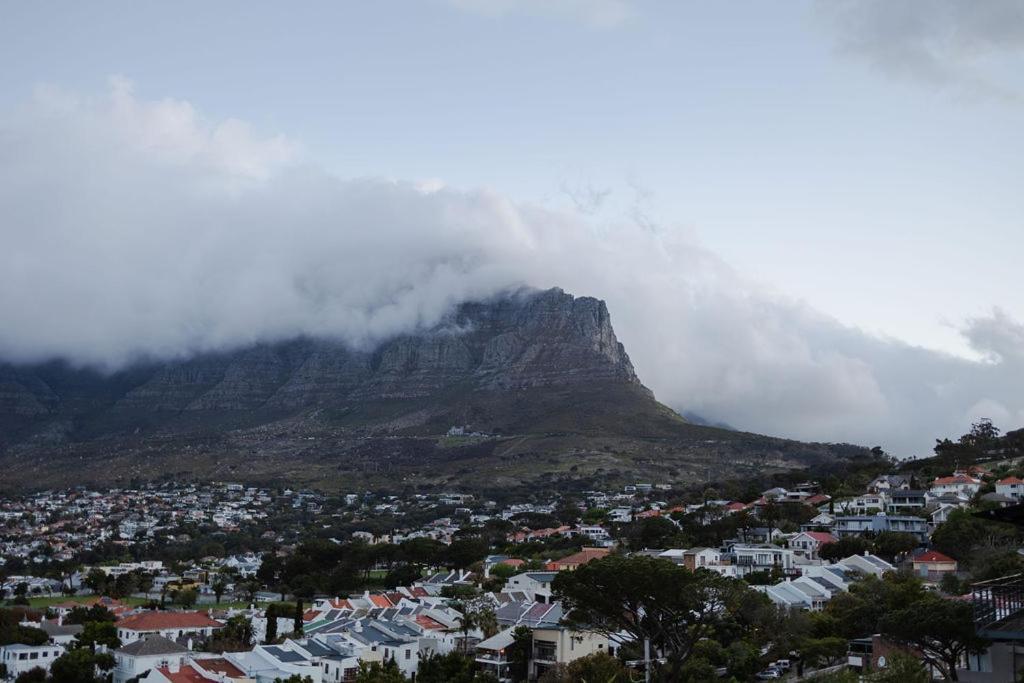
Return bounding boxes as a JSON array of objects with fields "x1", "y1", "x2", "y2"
[{"x1": 972, "y1": 573, "x2": 1024, "y2": 639}]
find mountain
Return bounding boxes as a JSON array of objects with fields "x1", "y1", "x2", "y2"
[{"x1": 0, "y1": 288, "x2": 866, "y2": 492}]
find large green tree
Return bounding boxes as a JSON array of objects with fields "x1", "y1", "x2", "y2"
[
  {"x1": 553, "y1": 555, "x2": 750, "y2": 682},
  {"x1": 879, "y1": 595, "x2": 985, "y2": 682}
]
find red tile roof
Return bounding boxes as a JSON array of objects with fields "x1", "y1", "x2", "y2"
[
  {"x1": 368, "y1": 594, "x2": 392, "y2": 608},
  {"x1": 933, "y1": 474, "x2": 979, "y2": 485},
  {"x1": 414, "y1": 614, "x2": 447, "y2": 630},
  {"x1": 303, "y1": 609, "x2": 320, "y2": 622},
  {"x1": 914, "y1": 551, "x2": 956, "y2": 564},
  {"x1": 156, "y1": 666, "x2": 210, "y2": 683},
  {"x1": 196, "y1": 658, "x2": 245, "y2": 678},
  {"x1": 548, "y1": 547, "x2": 610, "y2": 570},
  {"x1": 408, "y1": 587, "x2": 429, "y2": 598},
  {"x1": 117, "y1": 611, "x2": 223, "y2": 631},
  {"x1": 998, "y1": 477, "x2": 1024, "y2": 485},
  {"x1": 803, "y1": 532, "x2": 837, "y2": 544},
  {"x1": 327, "y1": 598, "x2": 353, "y2": 609}
]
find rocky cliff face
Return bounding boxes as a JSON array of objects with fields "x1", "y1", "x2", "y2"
[{"x1": 0, "y1": 288, "x2": 649, "y2": 445}]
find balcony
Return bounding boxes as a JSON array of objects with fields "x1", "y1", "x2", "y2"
[
  {"x1": 972, "y1": 573, "x2": 1024, "y2": 640},
  {"x1": 533, "y1": 641, "x2": 557, "y2": 662}
]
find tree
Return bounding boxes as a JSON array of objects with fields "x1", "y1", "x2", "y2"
[
  {"x1": 49, "y1": 648, "x2": 115, "y2": 683},
  {"x1": 416, "y1": 651, "x2": 490, "y2": 683},
  {"x1": 454, "y1": 605, "x2": 476, "y2": 654},
  {"x1": 868, "y1": 651, "x2": 928, "y2": 683},
  {"x1": 474, "y1": 606, "x2": 499, "y2": 640},
  {"x1": 564, "y1": 652, "x2": 629, "y2": 682},
  {"x1": 209, "y1": 615, "x2": 253, "y2": 652},
  {"x1": 819, "y1": 535, "x2": 871, "y2": 562},
  {"x1": 505, "y1": 626, "x2": 532, "y2": 683},
  {"x1": 66, "y1": 605, "x2": 115, "y2": 625},
  {"x1": 553, "y1": 555, "x2": 746, "y2": 681},
  {"x1": 624, "y1": 516, "x2": 687, "y2": 550},
  {"x1": 82, "y1": 569, "x2": 107, "y2": 595},
  {"x1": 212, "y1": 576, "x2": 229, "y2": 604},
  {"x1": 293, "y1": 599, "x2": 304, "y2": 635},
  {"x1": 353, "y1": 659, "x2": 407, "y2": 683},
  {"x1": 265, "y1": 604, "x2": 278, "y2": 643},
  {"x1": 14, "y1": 668, "x2": 46, "y2": 683},
  {"x1": 76, "y1": 620, "x2": 121, "y2": 650},
  {"x1": 273, "y1": 676, "x2": 314, "y2": 683},
  {"x1": 872, "y1": 532, "x2": 919, "y2": 562},
  {"x1": 879, "y1": 594, "x2": 986, "y2": 681},
  {"x1": 172, "y1": 588, "x2": 198, "y2": 608}
]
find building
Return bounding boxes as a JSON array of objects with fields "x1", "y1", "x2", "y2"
[
  {"x1": 833, "y1": 514, "x2": 928, "y2": 543},
  {"x1": 545, "y1": 548, "x2": 609, "y2": 572},
  {"x1": 529, "y1": 627, "x2": 610, "y2": 680},
  {"x1": 930, "y1": 474, "x2": 982, "y2": 498},
  {"x1": 116, "y1": 611, "x2": 224, "y2": 645},
  {"x1": 886, "y1": 490, "x2": 927, "y2": 514},
  {"x1": 503, "y1": 572, "x2": 557, "y2": 603},
  {"x1": 787, "y1": 532, "x2": 836, "y2": 560},
  {"x1": 912, "y1": 550, "x2": 958, "y2": 582},
  {"x1": 475, "y1": 628, "x2": 517, "y2": 681},
  {"x1": 680, "y1": 548, "x2": 722, "y2": 570},
  {"x1": 995, "y1": 477, "x2": 1024, "y2": 502},
  {"x1": 113, "y1": 635, "x2": 190, "y2": 683},
  {"x1": 0, "y1": 644, "x2": 64, "y2": 679}
]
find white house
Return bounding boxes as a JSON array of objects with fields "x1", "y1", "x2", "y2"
[
  {"x1": 116, "y1": 611, "x2": 224, "y2": 645},
  {"x1": 996, "y1": 477, "x2": 1024, "y2": 502},
  {"x1": 0, "y1": 644, "x2": 64, "y2": 679},
  {"x1": 502, "y1": 572, "x2": 557, "y2": 603},
  {"x1": 788, "y1": 532, "x2": 837, "y2": 560},
  {"x1": 113, "y1": 635, "x2": 189, "y2": 683},
  {"x1": 929, "y1": 474, "x2": 982, "y2": 498}
]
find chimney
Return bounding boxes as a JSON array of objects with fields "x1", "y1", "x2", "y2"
[
  {"x1": 169, "y1": 659, "x2": 181, "y2": 673},
  {"x1": 57, "y1": 615, "x2": 63, "y2": 626},
  {"x1": 187, "y1": 638, "x2": 193, "y2": 651}
]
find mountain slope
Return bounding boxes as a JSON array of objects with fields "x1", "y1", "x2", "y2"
[{"x1": 0, "y1": 288, "x2": 866, "y2": 491}]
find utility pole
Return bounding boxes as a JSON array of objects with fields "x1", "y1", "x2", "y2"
[{"x1": 644, "y1": 638, "x2": 651, "y2": 683}]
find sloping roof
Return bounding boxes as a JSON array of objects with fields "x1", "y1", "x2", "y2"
[
  {"x1": 549, "y1": 547, "x2": 610, "y2": 568},
  {"x1": 476, "y1": 627, "x2": 516, "y2": 651},
  {"x1": 196, "y1": 658, "x2": 246, "y2": 677},
  {"x1": 933, "y1": 474, "x2": 980, "y2": 485},
  {"x1": 118, "y1": 611, "x2": 223, "y2": 631},
  {"x1": 998, "y1": 477, "x2": 1024, "y2": 485},
  {"x1": 117, "y1": 634, "x2": 189, "y2": 656},
  {"x1": 368, "y1": 594, "x2": 392, "y2": 608},
  {"x1": 156, "y1": 666, "x2": 208, "y2": 683},
  {"x1": 914, "y1": 550, "x2": 956, "y2": 564},
  {"x1": 802, "y1": 532, "x2": 837, "y2": 544}
]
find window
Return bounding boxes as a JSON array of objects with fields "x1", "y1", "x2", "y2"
[{"x1": 405, "y1": 649, "x2": 411, "y2": 660}]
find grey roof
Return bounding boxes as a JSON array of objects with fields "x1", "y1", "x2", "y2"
[
  {"x1": 264, "y1": 646, "x2": 308, "y2": 663},
  {"x1": 117, "y1": 635, "x2": 188, "y2": 657},
  {"x1": 40, "y1": 621, "x2": 84, "y2": 637}
]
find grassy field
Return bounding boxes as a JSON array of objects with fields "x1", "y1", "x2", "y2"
[{"x1": 26, "y1": 595, "x2": 150, "y2": 608}]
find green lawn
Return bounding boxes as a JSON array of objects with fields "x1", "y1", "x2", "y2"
[{"x1": 26, "y1": 595, "x2": 149, "y2": 608}]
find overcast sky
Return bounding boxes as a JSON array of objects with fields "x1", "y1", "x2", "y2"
[{"x1": 1, "y1": 1, "x2": 1022, "y2": 455}]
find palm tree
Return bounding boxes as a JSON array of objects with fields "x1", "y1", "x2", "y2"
[
  {"x1": 476, "y1": 606, "x2": 499, "y2": 639},
  {"x1": 456, "y1": 609, "x2": 476, "y2": 654}
]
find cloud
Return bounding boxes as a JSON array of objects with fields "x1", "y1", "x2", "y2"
[
  {"x1": 817, "y1": 0, "x2": 1024, "y2": 100},
  {"x1": 445, "y1": 0, "x2": 635, "y2": 29},
  {"x1": 1, "y1": 81, "x2": 1022, "y2": 455}
]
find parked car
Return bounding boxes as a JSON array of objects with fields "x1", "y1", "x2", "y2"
[{"x1": 755, "y1": 668, "x2": 782, "y2": 680}]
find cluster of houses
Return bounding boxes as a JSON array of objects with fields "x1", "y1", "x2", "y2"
[{"x1": 0, "y1": 560, "x2": 622, "y2": 683}]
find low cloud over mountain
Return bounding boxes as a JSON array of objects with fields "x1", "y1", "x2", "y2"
[{"x1": 1, "y1": 80, "x2": 1021, "y2": 454}]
